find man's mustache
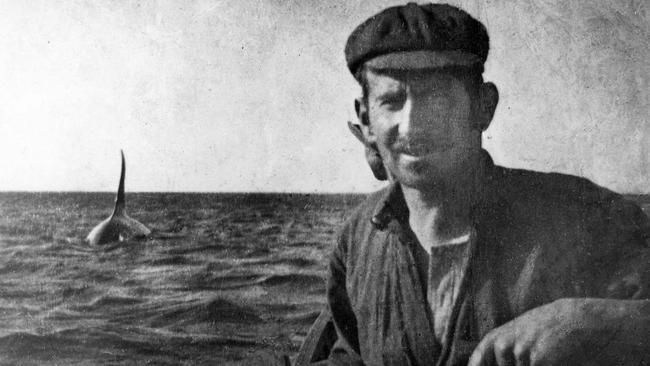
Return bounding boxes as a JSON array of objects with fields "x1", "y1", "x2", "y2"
[{"x1": 391, "y1": 137, "x2": 452, "y2": 154}]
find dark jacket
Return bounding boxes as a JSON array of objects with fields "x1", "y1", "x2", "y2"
[{"x1": 327, "y1": 154, "x2": 649, "y2": 366}]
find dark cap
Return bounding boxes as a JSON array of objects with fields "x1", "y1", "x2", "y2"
[{"x1": 345, "y1": 3, "x2": 489, "y2": 76}]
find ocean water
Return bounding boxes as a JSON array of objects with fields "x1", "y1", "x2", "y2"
[
  {"x1": 0, "y1": 192, "x2": 648, "y2": 365},
  {"x1": 0, "y1": 192, "x2": 365, "y2": 365}
]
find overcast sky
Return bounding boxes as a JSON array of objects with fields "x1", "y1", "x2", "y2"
[{"x1": 0, "y1": 0, "x2": 648, "y2": 193}]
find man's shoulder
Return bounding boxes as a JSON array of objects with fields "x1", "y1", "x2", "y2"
[
  {"x1": 492, "y1": 165, "x2": 622, "y2": 208},
  {"x1": 335, "y1": 185, "x2": 400, "y2": 249},
  {"x1": 332, "y1": 186, "x2": 391, "y2": 262},
  {"x1": 340, "y1": 186, "x2": 390, "y2": 231},
  {"x1": 492, "y1": 165, "x2": 649, "y2": 243}
]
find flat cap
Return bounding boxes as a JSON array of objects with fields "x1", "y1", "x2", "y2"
[{"x1": 345, "y1": 2, "x2": 489, "y2": 76}]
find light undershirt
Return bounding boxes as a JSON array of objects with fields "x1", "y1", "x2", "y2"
[{"x1": 421, "y1": 232, "x2": 473, "y2": 343}]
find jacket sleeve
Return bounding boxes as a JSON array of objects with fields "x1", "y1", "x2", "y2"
[
  {"x1": 586, "y1": 196, "x2": 650, "y2": 299},
  {"x1": 326, "y1": 223, "x2": 365, "y2": 366}
]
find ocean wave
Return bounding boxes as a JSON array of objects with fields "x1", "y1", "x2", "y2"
[
  {"x1": 181, "y1": 271, "x2": 265, "y2": 291},
  {"x1": 146, "y1": 297, "x2": 262, "y2": 327},
  {"x1": 145, "y1": 255, "x2": 197, "y2": 266},
  {"x1": 240, "y1": 257, "x2": 318, "y2": 268},
  {"x1": 258, "y1": 273, "x2": 325, "y2": 288},
  {"x1": 0, "y1": 327, "x2": 263, "y2": 363},
  {"x1": 0, "y1": 259, "x2": 45, "y2": 276}
]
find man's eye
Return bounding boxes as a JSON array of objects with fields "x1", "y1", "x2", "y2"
[{"x1": 380, "y1": 94, "x2": 405, "y2": 109}]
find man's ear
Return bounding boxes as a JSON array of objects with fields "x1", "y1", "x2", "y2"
[
  {"x1": 347, "y1": 121, "x2": 367, "y2": 145},
  {"x1": 474, "y1": 82, "x2": 499, "y2": 131},
  {"x1": 351, "y1": 99, "x2": 387, "y2": 181},
  {"x1": 354, "y1": 98, "x2": 368, "y2": 125},
  {"x1": 354, "y1": 97, "x2": 375, "y2": 144}
]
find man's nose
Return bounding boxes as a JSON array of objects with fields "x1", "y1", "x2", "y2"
[{"x1": 397, "y1": 95, "x2": 433, "y2": 138}]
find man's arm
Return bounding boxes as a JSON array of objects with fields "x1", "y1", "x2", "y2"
[
  {"x1": 326, "y1": 227, "x2": 365, "y2": 366},
  {"x1": 469, "y1": 197, "x2": 650, "y2": 366},
  {"x1": 467, "y1": 298, "x2": 649, "y2": 366}
]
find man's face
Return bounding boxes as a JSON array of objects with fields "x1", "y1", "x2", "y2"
[{"x1": 363, "y1": 68, "x2": 482, "y2": 189}]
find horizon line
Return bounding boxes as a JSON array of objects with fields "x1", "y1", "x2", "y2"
[
  {"x1": 0, "y1": 189, "x2": 376, "y2": 195},
  {"x1": 1, "y1": 189, "x2": 649, "y2": 196}
]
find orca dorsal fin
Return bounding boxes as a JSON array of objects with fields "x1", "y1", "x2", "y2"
[{"x1": 112, "y1": 150, "x2": 126, "y2": 216}]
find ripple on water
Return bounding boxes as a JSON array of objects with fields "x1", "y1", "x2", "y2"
[{"x1": 146, "y1": 297, "x2": 262, "y2": 328}]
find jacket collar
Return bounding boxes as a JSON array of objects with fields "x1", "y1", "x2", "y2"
[{"x1": 370, "y1": 150, "x2": 503, "y2": 231}]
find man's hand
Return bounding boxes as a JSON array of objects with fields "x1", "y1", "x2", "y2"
[{"x1": 467, "y1": 298, "x2": 649, "y2": 366}]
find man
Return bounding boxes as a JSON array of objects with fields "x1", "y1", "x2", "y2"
[{"x1": 326, "y1": 3, "x2": 649, "y2": 366}]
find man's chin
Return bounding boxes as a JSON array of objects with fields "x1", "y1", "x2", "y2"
[
  {"x1": 390, "y1": 166, "x2": 442, "y2": 189},
  {"x1": 388, "y1": 155, "x2": 464, "y2": 188}
]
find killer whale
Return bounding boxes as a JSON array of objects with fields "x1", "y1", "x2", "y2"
[{"x1": 86, "y1": 150, "x2": 151, "y2": 245}]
